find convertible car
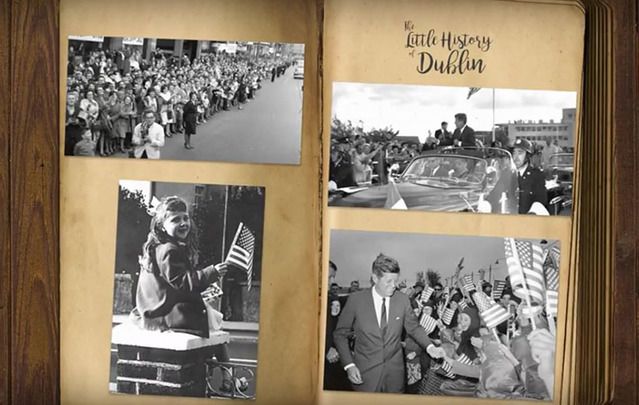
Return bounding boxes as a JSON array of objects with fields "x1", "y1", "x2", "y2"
[
  {"x1": 329, "y1": 147, "x2": 567, "y2": 215},
  {"x1": 329, "y1": 147, "x2": 521, "y2": 214}
]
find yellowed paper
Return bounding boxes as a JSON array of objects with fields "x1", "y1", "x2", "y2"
[
  {"x1": 320, "y1": 0, "x2": 584, "y2": 404},
  {"x1": 59, "y1": 0, "x2": 320, "y2": 404}
]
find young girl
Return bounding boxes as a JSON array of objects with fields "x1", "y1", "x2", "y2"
[{"x1": 132, "y1": 196, "x2": 228, "y2": 339}]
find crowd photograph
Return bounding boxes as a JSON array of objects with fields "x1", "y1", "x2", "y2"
[
  {"x1": 65, "y1": 36, "x2": 304, "y2": 164},
  {"x1": 325, "y1": 230, "x2": 561, "y2": 400},
  {"x1": 328, "y1": 82, "x2": 577, "y2": 216},
  {"x1": 110, "y1": 180, "x2": 264, "y2": 400}
]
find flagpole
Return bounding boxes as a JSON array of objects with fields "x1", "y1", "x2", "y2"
[
  {"x1": 219, "y1": 185, "x2": 229, "y2": 312},
  {"x1": 508, "y1": 238, "x2": 537, "y2": 330},
  {"x1": 491, "y1": 88, "x2": 496, "y2": 144},
  {"x1": 547, "y1": 314, "x2": 556, "y2": 336},
  {"x1": 222, "y1": 185, "x2": 229, "y2": 259}
]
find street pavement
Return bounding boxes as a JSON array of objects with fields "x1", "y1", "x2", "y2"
[{"x1": 161, "y1": 68, "x2": 303, "y2": 164}]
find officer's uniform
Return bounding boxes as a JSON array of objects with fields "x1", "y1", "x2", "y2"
[{"x1": 518, "y1": 165, "x2": 547, "y2": 214}]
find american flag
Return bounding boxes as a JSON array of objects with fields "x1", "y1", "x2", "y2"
[
  {"x1": 441, "y1": 360, "x2": 456, "y2": 378},
  {"x1": 441, "y1": 307, "x2": 455, "y2": 325},
  {"x1": 441, "y1": 352, "x2": 475, "y2": 378},
  {"x1": 545, "y1": 265, "x2": 559, "y2": 316},
  {"x1": 201, "y1": 282, "x2": 223, "y2": 303},
  {"x1": 461, "y1": 274, "x2": 475, "y2": 294},
  {"x1": 419, "y1": 314, "x2": 438, "y2": 334},
  {"x1": 547, "y1": 243, "x2": 561, "y2": 269},
  {"x1": 226, "y1": 223, "x2": 256, "y2": 290},
  {"x1": 458, "y1": 299, "x2": 468, "y2": 311},
  {"x1": 504, "y1": 238, "x2": 545, "y2": 304},
  {"x1": 473, "y1": 292, "x2": 511, "y2": 329},
  {"x1": 492, "y1": 280, "x2": 507, "y2": 300},
  {"x1": 456, "y1": 353, "x2": 474, "y2": 366},
  {"x1": 420, "y1": 286, "x2": 435, "y2": 303}
]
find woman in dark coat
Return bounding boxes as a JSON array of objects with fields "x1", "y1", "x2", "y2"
[{"x1": 182, "y1": 91, "x2": 198, "y2": 149}]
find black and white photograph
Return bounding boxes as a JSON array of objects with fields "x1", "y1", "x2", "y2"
[
  {"x1": 110, "y1": 180, "x2": 264, "y2": 400},
  {"x1": 65, "y1": 36, "x2": 304, "y2": 164},
  {"x1": 324, "y1": 229, "x2": 561, "y2": 400},
  {"x1": 328, "y1": 82, "x2": 576, "y2": 216}
]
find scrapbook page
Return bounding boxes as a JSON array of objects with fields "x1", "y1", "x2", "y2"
[
  {"x1": 59, "y1": 0, "x2": 320, "y2": 404},
  {"x1": 320, "y1": 0, "x2": 584, "y2": 404}
]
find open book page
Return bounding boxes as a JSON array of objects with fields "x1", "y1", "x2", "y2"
[
  {"x1": 320, "y1": 0, "x2": 584, "y2": 404},
  {"x1": 59, "y1": 0, "x2": 321, "y2": 403}
]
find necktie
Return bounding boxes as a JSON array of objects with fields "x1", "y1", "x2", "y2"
[{"x1": 380, "y1": 298, "x2": 388, "y2": 331}]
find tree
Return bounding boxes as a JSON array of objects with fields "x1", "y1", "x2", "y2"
[
  {"x1": 114, "y1": 187, "x2": 152, "y2": 309},
  {"x1": 426, "y1": 269, "x2": 442, "y2": 288},
  {"x1": 416, "y1": 271, "x2": 426, "y2": 285},
  {"x1": 115, "y1": 187, "x2": 151, "y2": 276}
]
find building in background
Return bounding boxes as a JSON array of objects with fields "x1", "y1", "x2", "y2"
[{"x1": 496, "y1": 108, "x2": 576, "y2": 151}]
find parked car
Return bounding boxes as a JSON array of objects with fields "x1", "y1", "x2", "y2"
[{"x1": 546, "y1": 152, "x2": 574, "y2": 213}]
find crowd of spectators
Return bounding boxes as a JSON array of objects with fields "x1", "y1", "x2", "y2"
[
  {"x1": 329, "y1": 117, "x2": 567, "y2": 189},
  {"x1": 326, "y1": 272, "x2": 558, "y2": 399},
  {"x1": 65, "y1": 44, "x2": 293, "y2": 157}
]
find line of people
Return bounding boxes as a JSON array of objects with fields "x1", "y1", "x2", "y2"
[{"x1": 65, "y1": 46, "x2": 293, "y2": 157}]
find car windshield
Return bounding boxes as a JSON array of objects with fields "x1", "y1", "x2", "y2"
[
  {"x1": 401, "y1": 156, "x2": 487, "y2": 185},
  {"x1": 550, "y1": 154, "x2": 573, "y2": 166}
]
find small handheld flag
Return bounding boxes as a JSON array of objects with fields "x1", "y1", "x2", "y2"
[
  {"x1": 384, "y1": 181, "x2": 407, "y2": 210},
  {"x1": 201, "y1": 282, "x2": 223, "y2": 303},
  {"x1": 492, "y1": 280, "x2": 507, "y2": 300},
  {"x1": 441, "y1": 307, "x2": 455, "y2": 325},
  {"x1": 419, "y1": 314, "x2": 438, "y2": 334},
  {"x1": 473, "y1": 291, "x2": 511, "y2": 329},
  {"x1": 461, "y1": 274, "x2": 475, "y2": 294},
  {"x1": 226, "y1": 223, "x2": 256, "y2": 290}
]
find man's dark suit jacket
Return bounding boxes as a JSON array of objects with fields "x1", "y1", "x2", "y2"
[
  {"x1": 436, "y1": 129, "x2": 454, "y2": 146},
  {"x1": 333, "y1": 289, "x2": 432, "y2": 392},
  {"x1": 453, "y1": 125, "x2": 476, "y2": 147},
  {"x1": 517, "y1": 166, "x2": 548, "y2": 214}
]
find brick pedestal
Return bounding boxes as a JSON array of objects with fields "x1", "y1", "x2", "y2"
[{"x1": 112, "y1": 323, "x2": 230, "y2": 398}]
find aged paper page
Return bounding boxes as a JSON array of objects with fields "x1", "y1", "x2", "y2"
[
  {"x1": 59, "y1": 0, "x2": 321, "y2": 404},
  {"x1": 320, "y1": 0, "x2": 584, "y2": 404}
]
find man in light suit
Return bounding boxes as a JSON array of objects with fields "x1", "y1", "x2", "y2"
[
  {"x1": 132, "y1": 109, "x2": 165, "y2": 159},
  {"x1": 333, "y1": 253, "x2": 446, "y2": 392}
]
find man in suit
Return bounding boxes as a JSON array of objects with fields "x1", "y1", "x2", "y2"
[
  {"x1": 435, "y1": 121, "x2": 453, "y2": 147},
  {"x1": 452, "y1": 113, "x2": 476, "y2": 147},
  {"x1": 333, "y1": 253, "x2": 446, "y2": 392},
  {"x1": 324, "y1": 261, "x2": 352, "y2": 391},
  {"x1": 513, "y1": 138, "x2": 548, "y2": 214}
]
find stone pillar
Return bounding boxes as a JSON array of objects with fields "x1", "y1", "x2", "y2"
[
  {"x1": 143, "y1": 38, "x2": 157, "y2": 61},
  {"x1": 112, "y1": 323, "x2": 230, "y2": 398},
  {"x1": 173, "y1": 40, "x2": 184, "y2": 59},
  {"x1": 104, "y1": 37, "x2": 124, "y2": 50},
  {"x1": 195, "y1": 41, "x2": 205, "y2": 59}
]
